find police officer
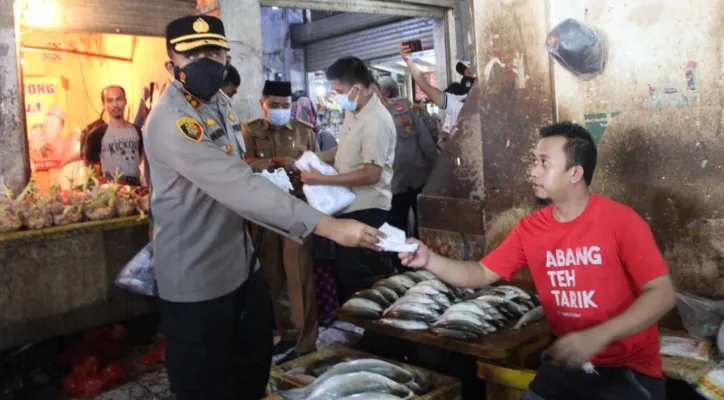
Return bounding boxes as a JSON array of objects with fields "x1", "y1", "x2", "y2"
[
  {"x1": 377, "y1": 76, "x2": 438, "y2": 239},
  {"x1": 242, "y1": 80, "x2": 319, "y2": 362},
  {"x1": 144, "y1": 15, "x2": 383, "y2": 400}
]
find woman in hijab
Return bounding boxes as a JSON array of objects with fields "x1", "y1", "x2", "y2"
[{"x1": 291, "y1": 94, "x2": 338, "y2": 152}]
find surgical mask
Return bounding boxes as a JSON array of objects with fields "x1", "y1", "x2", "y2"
[
  {"x1": 336, "y1": 86, "x2": 359, "y2": 111},
  {"x1": 174, "y1": 58, "x2": 227, "y2": 101},
  {"x1": 267, "y1": 108, "x2": 291, "y2": 126}
]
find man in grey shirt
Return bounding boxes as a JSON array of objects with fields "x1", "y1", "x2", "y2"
[
  {"x1": 146, "y1": 16, "x2": 383, "y2": 400},
  {"x1": 83, "y1": 85, "x2": 143, "y2": 185}
]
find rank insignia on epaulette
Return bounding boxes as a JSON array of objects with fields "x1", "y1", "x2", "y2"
[
  {"x1": 184, "y1": 93, "x2": 199, "y2": 108},
  {"x1": 206, "y1": 118, "x2": 216, "y2": 127},
  {"x1": 228, "y1": 112, "x2": 236, "y2": 121},
  {"x1": 177, "y1": 117, "x2": 204, "y2": 142}
]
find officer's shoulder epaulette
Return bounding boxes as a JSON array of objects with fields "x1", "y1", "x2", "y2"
[
  {"x1": 243, "y1": 118, "x2": 264, "y2": 129},
  {"x1": 290, "y1": 119, "x2": 314, "y2": 129}
]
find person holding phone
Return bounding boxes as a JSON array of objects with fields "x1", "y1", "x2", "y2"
[{"x1": 400, "y1": 43, "x2": 476, "y2": 141}]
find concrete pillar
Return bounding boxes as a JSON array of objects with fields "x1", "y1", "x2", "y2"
[
  {"x1": 198, "y1": 0, "x2": 264, "y2": 120},
  {"x1": 432, "y1": 19, "x2": 449, "y2": 89},
  {"x1": 220, "y1": 0, "x2": 264, "y2": 120},
  {"x1": 0, "y1": 0, "x2": 29, "y2": 193}
]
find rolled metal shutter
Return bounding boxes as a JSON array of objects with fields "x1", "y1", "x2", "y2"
[{"x1": 305, "y1": 18, "x2": 435, "y2": 72}]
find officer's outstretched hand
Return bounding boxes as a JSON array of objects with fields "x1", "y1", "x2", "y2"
[{"x1": 314, "y1": 215, "x2": 384, "y2": 250}]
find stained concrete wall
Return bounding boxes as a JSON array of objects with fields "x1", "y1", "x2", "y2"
[
  {"x1": 425, "y1": 0, "x2": 724, "y2": 300},
  {"x1": 0, "y1": 220, "x2": 153, "y2": 351},
  {"x1": 261, "y1": 7, "x2": 306, "y2": 92},
  {"x1": 550, "y1": 0, "x2": 724, "y2": 299},
  {"x1": 0, "y1": 0, "x2": 29, "y2": 194}
]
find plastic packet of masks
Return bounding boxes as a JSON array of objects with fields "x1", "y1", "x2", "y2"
[
  {"x1": 115, "y1": 242, "x2": 157, "y2": 297},
  {"x1": 294, "y1": 151, "x2": 355, "y2": 216},
  {"x1": 545, "y1": 18, "x2": 604, "y2": 80}
]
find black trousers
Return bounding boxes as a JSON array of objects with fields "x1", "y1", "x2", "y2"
[
  {"x1": 523, "y1": 358, "x2": 666, "y2": 400},
  {"x1": 160, "y1": 269, "x2": 273, "y2": 400},
  {"x1": 334, "y1": 208, "x2": 392, "y2": 303},
  {"x1": 387, "y1": 186, "x2": 423, "y2": 239}
]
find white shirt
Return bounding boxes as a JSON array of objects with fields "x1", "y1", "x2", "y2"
[{"x1": 441, "y1": 93, "x2": 467, "y2": 136}]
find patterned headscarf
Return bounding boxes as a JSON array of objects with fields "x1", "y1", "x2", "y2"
[{"x1": 291, "y1": 97, "x2": 320, "y2": 134}]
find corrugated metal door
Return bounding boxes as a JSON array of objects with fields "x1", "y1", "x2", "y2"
[
  {"x1": 21, "y1": 0, "x2": 197, "y2": 37},
  {"x1": 305, "y1": 18, "x2": 435, "y2": 72}
]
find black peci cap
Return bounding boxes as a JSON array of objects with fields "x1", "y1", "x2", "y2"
[
  {"x1": 456, "y1": 61, "x2": 471, "y2": 76},
  {"x1": 263, "y1": 81, "x2": 292, "y2": 97},
  {"x1": 166, "y1": 15, "x2": 230, "y2": 53}
]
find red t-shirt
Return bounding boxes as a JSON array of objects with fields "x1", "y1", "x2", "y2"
[{"x1": 482, "y1": 194, "x2": 669, "y2": 378}]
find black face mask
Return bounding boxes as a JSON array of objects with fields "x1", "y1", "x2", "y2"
[{"x1": 174, "y1": 58, "x2": 227, "y2": 101}]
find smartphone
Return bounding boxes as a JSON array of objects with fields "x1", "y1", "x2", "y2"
[{"x1": 402, "y1": 39, "x2": 423, "y2": 53}]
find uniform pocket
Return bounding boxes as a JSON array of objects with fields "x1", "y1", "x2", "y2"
[{"x1": 254, "y1": 138, "x2": 273, "y2": 158}]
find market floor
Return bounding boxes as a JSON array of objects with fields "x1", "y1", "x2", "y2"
[{"x1": 30, "y1": 321, "x2": 364, "y2": 400}]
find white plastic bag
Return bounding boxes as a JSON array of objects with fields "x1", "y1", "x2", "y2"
[
  {"x1": 676, "y1": 291, "x2": 724, "y2": 341},
  {"x1": 256, "y1": 168, "x2": 294, "y2": 193},
  {"x1": 115, "y1": 243, "x2": 157, "y2": 296},
  {"x1": 660, "y1": 336, "x2": 712, "y2": 362},
  {"x1": 294, "y1": 151, "x2": 355, "y2": 216}
]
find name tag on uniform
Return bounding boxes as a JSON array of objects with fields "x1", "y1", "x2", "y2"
[{"x1": 209, "y1": 129, "x2": 226, "y2": 141}]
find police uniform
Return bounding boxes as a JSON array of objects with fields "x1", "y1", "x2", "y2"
[
  {"x1": 384, "y1": 97, "x2": 438, "y2": 238},
  {"x1": 144, "y1": 16, "x2": 323, "y2": 400},
  {"x1": 242, "y1": 82, "x2": 320, "y2": 355}
]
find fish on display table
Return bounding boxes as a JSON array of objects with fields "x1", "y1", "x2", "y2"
[
  {"x1": 513, "y1": 305, "x2": 545, "y2": 330},
  {"x1": 339, "y1": 272, "x2": 543, "y2": 342}
]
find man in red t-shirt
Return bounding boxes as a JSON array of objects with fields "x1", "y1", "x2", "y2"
[{"x1": 399, "y1": 122, "x2": 676, "y2": 399}]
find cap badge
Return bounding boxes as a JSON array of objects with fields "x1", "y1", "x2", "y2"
[{"x1": 193, "y1": 18, "x2": 210, "y2": 33}]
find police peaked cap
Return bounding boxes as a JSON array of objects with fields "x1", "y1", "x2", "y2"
[
  {"x1": 456, "y1": 61, "x2": 471, "y2": 76},
  {"x1": 263, "y1": 81, "x2": 292, "y2": 97},
  {"x1": 166, "y1": 15, "x2": 230, "y2": 53}
]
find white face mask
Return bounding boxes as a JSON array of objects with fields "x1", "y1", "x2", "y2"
[{"x1": 267, "y1": 108, "x2": 291, "y2": 126}]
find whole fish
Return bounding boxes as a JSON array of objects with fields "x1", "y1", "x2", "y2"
[
  {"x1": 373, "y1": 279, "x2": 408, "y2": 296},
  {"x1": 391, "y1": 297, "x2": 443, "y2": 312},
  {"x1": 414, "y1": 270, "x2": 437, "y2": 280},
  {"x1": 510, "y1": 297, "x2": 532, "y2": 312},
  {"x1": 513, "y1": 297, "x2": 537, "y2": 310},
  {"x1": 513, "y1": 305, "x2": 545, "y2": 330},
  {"x1": 303, "y1": 372, "x2": 413, "y2": 400},
  {"x1": 446, "y1": 302, "x2": 498, "y2": 320},
  {"x1": 402, "y1": 271, "x2": 426, "y2": 283},
  {"x1": 475, "y1": 288, "x2": 511, "y2": 298},
  {"x1": 498, "y1": 300, "x2": 527, "y2": 318},
  {"x1": 496, "y1": 285, "x2": 531, "y2": 299},
  {"x1": 378, "y1": 318, "x2": 430, "y2": 331},
  {"x1": 431, "y1": 327, "x2": 481, "y2": 341},
  {"x1": 406, "y1": 285, "x2": 442, "y2": 297},
  {"x1": 375, "y1": 286, "x2": 400, "y2": 303},
  {"x1": 438, "y1": 310, "x2": 497, "y2": 333},
  {"x1": 339, "y1": 394, "x2": 408, "y2": 400},
  {"x1": 279, "y1": 360, "x2": 414, "y2": 400},
  {"x1": 342, "y1": 298, "x2": 383, "y2": 313},
  {"x1": 395, "y1": 293, "x2": 439, "y2": 305},
  {"x1": 475, "y1": 295, "x2": 504, "y2": 307},
  {"x1": 385, "y1": 303, "x2": 440, "y2": 322},
  {"x1": 433, "y1": 294, "x2": 453, "y2": 308},
  {"x1": 340, "y1": 298, "x2": 383, "y2": 319},
  {"x1": 434, "y1": 319, "x2": 490, "y2": 336},
  {"x1": 353, "y1": 289, "x2": 392, "y2": 308},
  {"x1": 414, "y1": 280, "x2": 450, "y2": 293},
  {"x1": 388, "y1": 274, "x2": 417, "y2": 289}
]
